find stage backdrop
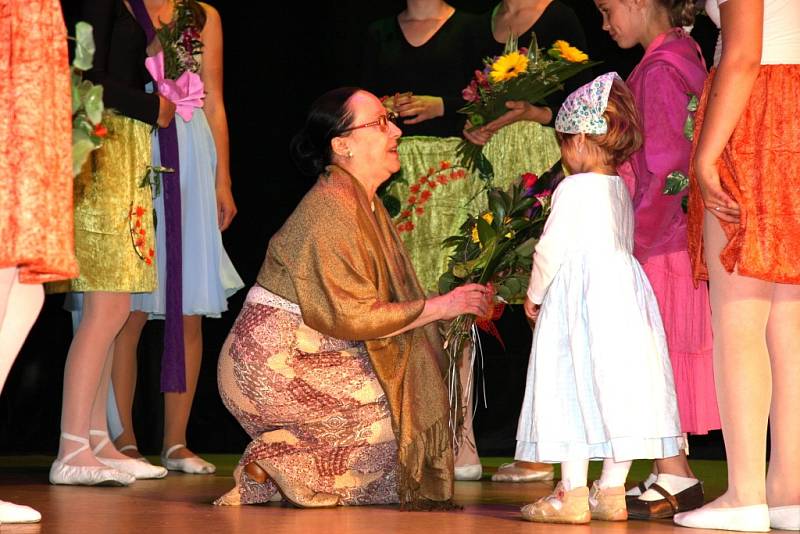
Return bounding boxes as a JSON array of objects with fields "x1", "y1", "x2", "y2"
[{"x1": 0, "y1": 0, "x2": 723, "y2": 459}]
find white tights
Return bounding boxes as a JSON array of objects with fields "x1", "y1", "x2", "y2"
[{"x1": 0, "y1": 267, "x2": 44, "y2": 394}]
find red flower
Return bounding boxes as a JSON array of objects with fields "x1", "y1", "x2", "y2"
[
  {"x1": 135, "y1": 238, "x2": 145, "y2": 247},
  {"x1": 145, "y1": 257, "x2": 153, "y2": 265},
  {"x1": 93, "y1": 124, "x2": 108, "y2": 138},
  {"x1": 428, "y1": 181, "x2": 438, "y2": 189},
  {"x1": 400, "y1": 209, "x2": 412, "y2": 218},
  {"x1": 148, "y1": 248, "x2": 155, "y2": 257},
  {"x1": 440, "y1": 161, "x2": 451, "y2": 170},
  {"x1": 420, "y1": 190, "x2": 432, "y2": 201},
  {"x1": 410, "y1": 184, "x2": 421, "y2": 194},
  {"x1": 437, "y1": 175, "x2": 449, "y2": 185},
  {"x1": 407, "y1": 195, "x2": 417, "y2": 205},
  {"x1": 462, "y1": 80, "x2": 479, "y2": 103},
  {"x1": 522, "y1": 172, "x2": 538, "y2": 189},
  {"x1": 134, "y1": 206, "x2": 146, "y2": 217},
  {"x1": 415, "y1": 207, "x2": 424, "y2": 215}
]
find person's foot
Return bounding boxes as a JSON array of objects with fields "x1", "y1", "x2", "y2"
[
  {"x1": 161, "y1": 444, "x2": 216, "y2": 474},
  {"x1": 0, "y1": 500, "x2": 41, "y2": 524},
  {"x1": 674, "y1": 495, "x2": 770, "y2": 532},
  {"x1": 589, "y1": 481, "x2": 628, "y2": 521},
  {"x1": 521, "y1": 482, "x2": 590, "y2": 524},
  {"x1": 491, "y1": 461, "x2": 554, "y2": 482},
  {"x1": 627, "y1": 474, "x2": 704, "y2": 519}
]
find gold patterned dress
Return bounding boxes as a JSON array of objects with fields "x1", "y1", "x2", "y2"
[
  {"x1": 48, "y1": 0, "x2": 158, "y2": 294},
  {"x1": 0, "y1": 0, "x2": 78, "y2": 284}
]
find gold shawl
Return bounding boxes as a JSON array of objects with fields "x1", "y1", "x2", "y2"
[{"x1": 257, "y1": 165, "x2": 454, "y2": 508}]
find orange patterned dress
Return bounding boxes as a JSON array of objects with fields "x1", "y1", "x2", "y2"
[
  {"x1": 0, "y1": 0, "x2": 78, "y2": 284},
  {"x1": 688, "y1": 65, "x2": 800, "y2": 284}
]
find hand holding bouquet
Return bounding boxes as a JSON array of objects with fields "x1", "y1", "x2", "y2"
[{"x1": 457, "y1": 36, "x2": 597, "y2": 173}]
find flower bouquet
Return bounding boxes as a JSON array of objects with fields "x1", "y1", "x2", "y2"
[
  {"x1": 438, "y1": 160, "x2": 563, "y2": 437},
  {"x1": 457, "y1": 36, "x2": 598, "y2": 174},
  {"x1": 70, "y1": 22, "x2": 108, "y2": 176}
]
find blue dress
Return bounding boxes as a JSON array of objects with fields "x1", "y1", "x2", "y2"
[{"x1": 130, "y1": 108, "x2": 243, "y2": 317}]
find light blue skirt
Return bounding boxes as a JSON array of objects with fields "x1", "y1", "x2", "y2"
[{"x1": 130, "y1": 109, "x2": 243, "y2": 318}]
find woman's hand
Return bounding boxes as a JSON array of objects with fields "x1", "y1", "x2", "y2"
[
  {"x1": 393, "y1": 93, "x2": 444, "y2": 125},
  {"x1": 694, "y1": 158, "x2": 740, "y2": 223},
  {"x1": 462, "y1": 120, "x2": 494, "y2": 146},
  {"x1": 523, "y1": 296, "x2": 540, "y2": 326},
  {"x1": 438, "y1": 283, "x2": 492, "y2": 321},
  {"x1": 462, "y1": 101, "x2": 552, "y2": 146},
  {"x1": 484, "y1": 101, "x2": 552, "y2": 132},
  {"x1": 215, "y1": 182, "x2": 237, "y2": 231},
  {"x1": 157, "y1": 95, "x2": 176, "y2": 128}
]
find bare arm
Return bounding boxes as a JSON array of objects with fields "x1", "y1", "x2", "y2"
[
  {"x1": 199, "y1": 3, "x2": 237, "y2": 230},
  {"x1": 382, "y1": 284, "x2": 492, "y2": 338},
  {"x1": 692, "y1": 0, "x2": 763, "y2": 223}
]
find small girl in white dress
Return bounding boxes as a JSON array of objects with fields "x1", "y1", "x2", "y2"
[{"x1": 518, "y1": 72, "x2": 684, "y2": 524}]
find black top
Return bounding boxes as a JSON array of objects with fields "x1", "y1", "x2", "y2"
[
  {"x1": 476, "y1": 1, "x2": 592, "y2": 126},
  {"x1": 81, "y1": 0, "x2": 159, "y2": 125},
  {"x1": 361, "y1": 10, "x2": 485, "y2": 138}
]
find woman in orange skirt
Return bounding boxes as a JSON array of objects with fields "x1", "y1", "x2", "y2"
[
  {"x1": 0, "y1": 0, "x2": 76, "y2": 523},
  {"x1": 675, "y1": 0, "x2": 800, "y2": 531}
]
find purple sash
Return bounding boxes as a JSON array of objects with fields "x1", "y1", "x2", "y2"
[{"x1": 129, "y1": 0, "x2": 186, "y2": 392}]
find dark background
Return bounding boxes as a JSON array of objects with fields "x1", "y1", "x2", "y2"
[{"x1": 1, "y1": 1, "x2": 722, "y2": 459}]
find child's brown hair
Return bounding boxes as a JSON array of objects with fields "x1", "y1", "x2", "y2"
[{"x1": 557, "y1": 78, "x2": 643, "y2": 168}]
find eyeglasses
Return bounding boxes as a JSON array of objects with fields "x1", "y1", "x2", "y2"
[{"x1": 342, "y1": 112, "x2": 398, "y2": 133}]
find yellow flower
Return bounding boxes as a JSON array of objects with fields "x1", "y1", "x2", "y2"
[
  {"x1": 551, "y1": 40, "x2": 589, "y2": 63},
  {"x1": 481, "y1": 212, "x2": 494, "y2": 224},
  {"x1": 471, "y1": 225, "x2": 480, "y2": 243},
  {"x1": 489, "y1": 52, "x2": 529, "y2": 83}
]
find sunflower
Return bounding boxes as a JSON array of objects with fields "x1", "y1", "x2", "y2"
[
  {"x1": 489, "y1": 51, "x2": 529, "y2": 83},
  {"x1": 550, "y1": 40, "x2": 589, "y2": 63}
]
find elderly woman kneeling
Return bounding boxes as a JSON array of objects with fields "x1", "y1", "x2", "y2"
[{"x1": 215, "y1": 87, "x2": 491, "y2": 510}]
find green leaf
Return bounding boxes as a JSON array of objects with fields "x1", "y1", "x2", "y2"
[
  {"x1": 72, "y1": 129, "x2": 96, "y2": 176},
  {"x1": 683, "y1": 114, "x2": 695, "y2": 142},
  {"x1": 84, "y1": 85, "x2": 104, "y2": 124},
  {"x1": 682, "y1": 195, "x2": 689, "y2": 213},
  {"x1": 73, "y1": 22, "x2": 96, "y2": 71},
  {"x1": 441, "y1": 235, "x2": 467, "y2": 248},
  {"x1": 686, "y1": 93, "x2": 699, "y2": 112},
  {"x1": 476, "y1": 217, "x2": 496, "y2": 245},
  {"x1": 475, "y1": 152, "x2": 494, "y2": 182},
  {"x1": 514, "y1": 237, "x2": 538, "y2": 258},
  {"x1": 487, "y1": 189, "x2": 507, "y2": 224},
  {"x1": 663, "y1": 171, "x2": 689, "y2": 195},
  {"x1": 438, "y1": 271, "x2": 457, "y2": 295},
  {"x1": 496, "y1": 284, "x2": 513, "y2": 302}
]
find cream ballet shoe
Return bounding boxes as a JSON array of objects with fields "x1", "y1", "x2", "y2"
[
  {"x1": 589, "y1": 481, "x2": 628, "y2": 521},
  {"x1": 674, "y1": 503, "x2": 770, "y2": 532},
  {"x1": 49, "y1": 432, "x2": 135, "y2": 486},
  {"x1": 0, "y1": 501, "x2": 41, "y2": 524},
  {"x1": 161, "y1": 444, "x2": 216, "y2": 474},
  {"x1": 491, "y1": 461, "x2": 555, "y2": 482},
  {"x1": 521, "y1": 482, "x2": 591, "y2": 524},
  {"x1": 770, "y1": 505, "x2": 800, "y2": 531},
  {"x1": 454, "y1": 464, "x2": 483, "y2": 481},
  {"x1": 92, "y1": 430, "x2": 168, "y2": 479}
]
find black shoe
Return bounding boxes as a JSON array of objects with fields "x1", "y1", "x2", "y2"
[{"x1": 626, "y1": 481, "x2": 704, "y2": 520}]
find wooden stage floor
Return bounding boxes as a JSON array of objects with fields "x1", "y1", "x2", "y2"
[{"x1": 0, "y1": 456, "x2": 731, "y2": 533}]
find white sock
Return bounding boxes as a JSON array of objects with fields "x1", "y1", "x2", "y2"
[
  {"x1": 626, "y1": 472, "x2": 658, "y2": 496},
  {"x1": 560, "y1": 460, "x2": 589, "y2": 490},
  {"x1": 597, "y1": 459, "x2": 632, "y2": 489},
  {"x1": 640, "y1": 473, "x2": 698, "y2": 501}
]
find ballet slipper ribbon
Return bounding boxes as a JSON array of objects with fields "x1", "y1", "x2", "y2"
[{"x1": 145, "y1": 51, "x2": 205, "y2": 121}]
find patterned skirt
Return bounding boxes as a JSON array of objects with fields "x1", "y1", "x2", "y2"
[
  {"x1": 47, "y1": 114, "x2": 156, "y2": 293},
  {"x1": 688, "y1": 64, "x2": 800, "y2": 283},
  {"x1": 215, "y1": 285, "x2": 398, "y2": 507}
]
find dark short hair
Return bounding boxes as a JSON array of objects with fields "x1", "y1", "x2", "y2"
[{"x1": 289, "y1": 87, "x2": 360, "y2": 176}]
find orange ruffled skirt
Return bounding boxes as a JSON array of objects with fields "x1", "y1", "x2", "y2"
[{"x1": 688, "y1": 65, "x2": 800, "y2": 284}]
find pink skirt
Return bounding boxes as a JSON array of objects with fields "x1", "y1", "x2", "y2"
[{"x1": 641, "y1": 250, "x2": 720, "y2": 435}]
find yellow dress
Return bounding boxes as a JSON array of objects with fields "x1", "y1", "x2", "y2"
[{"x1": 48, "y1": 114, "x2": 156, "y2": 293}]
